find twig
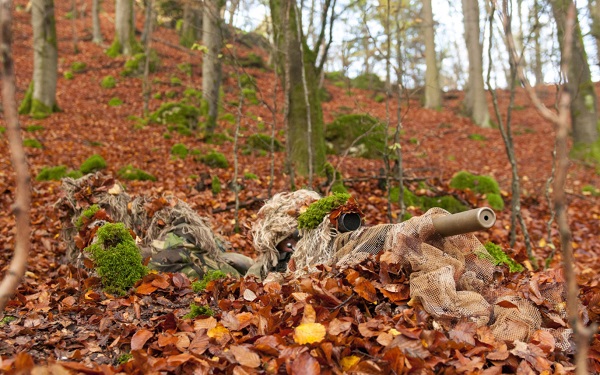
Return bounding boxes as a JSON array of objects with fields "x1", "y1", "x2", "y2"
[{"x1": 0, "y1": 0, "x2": 32, "y2": 312}]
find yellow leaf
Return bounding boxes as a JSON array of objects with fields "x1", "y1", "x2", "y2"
[
  {"x1": 207, "y1": 324, "x2": 230, "y2": 340},
  {"x1": 538, "y1": 238, "x2": 547, "y2": 248},
  {"x1": 340, "y1": 355, "x2": 360, "y2": 371},
  {"x1": 389, "y1": 328, "x2": 401, "y2": 336},
  {"x1": 293, "y1": 322, "x2": 326, "y2": 344}
]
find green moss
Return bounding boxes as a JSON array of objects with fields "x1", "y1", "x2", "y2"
[
  {"x1": 24, "y1": 125, "x2": 44, "y2": 132},
  {"x1": 101, "y1": 75, "x2": 116, "y2": 89},
  {"x1": 30, "y1": 99, "x2": 54, "y2": 119},
  {"x1": 245, "y1": 133, "x2": 283, "y2": 152},
  {"x1": 76, "y1": 204, "x2": 101, "y2": 230},
  {"x1": 171, "y1": 143, "x2": 189, "y2": 159},
  {"x1": 0, "y1": 315, "x2": 16, "y2": 326},
  {"x1": 66, "y1": 170, "x2": 83, "y2": 179},
  {"x1": 80, "y1": 154, "x2": 107, "y2": 174},
  {"x1": 242, "y1": 88, "x2": 259, "y2": 104},
  {"x1": 239, "y1": 52, "x2": 265, "y2": 68},
  {"x1": 480, "y1": 242, "x2": 524, "y2": 272},
  {"x1": 18, "y1": 82, "x2": 33, "y2": 115},
  {"x1": 325, "y1": 71, "x2": 346, "y2": 82},
  {"x1": 118, "y1": 165, "x2": 156, "y2": 181},
  {"x1": 468, "y1": 133, "x2": 487, "y2": 141},
  {"x1": 106, "y1": 39, "x2": 122, "y2": 58},
  {"x1": 35, "y1": 166, "x2": 67, "y2": 181},
  {"x1": 211, "y1": 176, "x2": 221, "y2": 195},
  {"x1": 198, "y1": 151, "x2": 229, "y2": 169},
  {"x1": 64, "y1": 71, "x2": 74, "y2": 80},
  {"x1": 177, "y1": 62, "x2": 192, "y2": 76},
  {"x1": 390, "y1": 187, "x2": 467, "y2": 213},
  {"x1": 23, "y1": 138, "x2": 43, "y2": 148},
  {"x1": 0, "y1": 126, "x2": 5, "y2": 136},
  {"x1": 325, "y1": 114, "x2": 387, "y2": 159},
  {"x1": 182, "y1": 303, "x2": 214, "y2": 319},
  {"x1": 324, "y1": 163, "x2": 348, "y2": 194},
  {"x1": 85, "y1": 223, "x2": 147, "y2": 295},
  {"x1": 220, "y1": 113, "x2": 236, "y2": 124},
  {"x1": 170, "y1": 76, "x2": 182, "y2": 86},
  {"x1": 71, "y1": 61, "x2": 87, "y2": 72},
  {"x1": 570, "y1": 139, "x2": 600, "y2": 169},
  {"x1": 165, "y1": 91, "x2": 177, "y2": 99},
  {"x1": 191, "y1": 270, "x2": 227, "y2": 292},
  {"x1": 297, "y1": 192, "x2": 351, "y2": 230},
  {"x1": 116, "y1": 353, "x2": 133, "y2": 364},
  {"x1": 351, "y1": 73, "x2": 385, "y2": 90},
  {"x1": 239, "y1": 73, "x2": 255, "y2": 88},
  {"x1": 450, "y1": 171, "x2": 500, "y2": 195},
  {"x1": 150, "y1": 102, "x2": 200, "y2": 129},
  {"x1": 121, "y1": 51, "x2": 159, "y2": 77},
  {"x1": 486, "y1": 193, "x2": 505, "y2": 211},
  {"x1": 167, "y1": 124, "x2": 193, "y2": 136},
  {"x1": 582, "y1": 184, "x2": 600, "y2": 196},
  {"x1": 244, "y1": 172, "x2": 258, "y2": 180},
  {"x1": 108, "y1": 97, "x2": 123, "y2": 106},
  {"x1": 374, "y1": 93, "x2": 386, "y2": 103},
  {"x1": 153, "y1": 92, "x2": 162, "y2": 100}
]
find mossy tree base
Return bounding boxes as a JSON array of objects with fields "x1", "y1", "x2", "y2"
[
  {"x1": 18, "y1": 83, "x2": 59, "y2": 119},
  {"x1": 571, "y1": 140, "x2": 600, "y2": 173}
]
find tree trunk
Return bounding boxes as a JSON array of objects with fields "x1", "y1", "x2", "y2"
[
  {"x1": 202, "y1": 0, "x2": 224, "y2": 133},
  {"x1": 113, "y1": 0, "x2": 136, "y2": 56},
  {"x1": 92, "y1": 0, "x2": 103, "y2": 43},
  {"x1": 589, "y1": 0, "x2": 600, "y2": 66},
  {"x1": 270, "y1": 0, "x2": 326, "y2": 176},
  {"x1": 23, "y1": 0, "x2": 58, "y2": 118},
  {"x1": 461, "y1": 0, "x2": 490, "y2": 127},
  {"x1": 533, "y1": 0, "x2": 543, "y2": 85},
  {"x1": 181, "y1": 0, "x2": 202, "y2": 48},
  {"x1": 550, "y1": 0, "x2": 599, "y2": 149},
  {"x1": 422, "y1": 0, "x2": 441, "y2": 109}
]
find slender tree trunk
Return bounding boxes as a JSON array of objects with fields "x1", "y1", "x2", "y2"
[
  {"x1": 92, "y1": 0, "x2": 102, "y2": 43},
  {"x1": 142, "y1": 0, "x2": 153, "y2": 117},
  {"x1": 202, "y1": 0, "x2": 224, "y2": 133},
  {"x1": 181, "y1": 0, "x2": 202, "y2": 48},
  {"x1": 228, "y1": 0, "x2": 239, "y2": 25},
  {"x1": 461, "y1": 0, "x2": 490, "y2": 127},
  {"x1": 114, "y1": 0, "x2": 136, "y2": 55},
  {"x1": 589, "y1": 0, "x2": 600, "y2": 66},
  {"x1": 0, "y1": 0, "x2": 32, "y2": 313},
  {"x1": 422, "y1": 0, "x2": 441, "y2": 109},
  {"x1": 23, "y1": 0, "x2": 58, "y2": 118},
  {"x1": 533, "y1": 0, "x2": 543, "y2": 85},
  {"x1": 71, "y1": 0, "x2": 78, "y2": 53},
  {"x1": 550, "y1": 0, "x2": 599, "y2": 149}
]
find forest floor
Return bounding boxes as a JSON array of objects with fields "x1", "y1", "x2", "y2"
[{"x1": 1, "y1": 1, "x2": 599, "y2": 373}]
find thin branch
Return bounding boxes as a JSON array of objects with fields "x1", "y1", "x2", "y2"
[{"x1": 0, "y1": 0, "x2": 32, "y2": 313}]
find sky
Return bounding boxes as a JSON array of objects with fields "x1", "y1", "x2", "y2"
[{"x1": 227, "y1": 0, "x2": 599, "y2": 91}]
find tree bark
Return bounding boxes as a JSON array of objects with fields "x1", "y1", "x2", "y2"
[
  {"x1": 461, "y1": 0, "x2": 490, "y2": 127},
  {"x1": 29, "y1": 0, "x2": 58, "y2": 117},
  {"x1": 92, "y1": 0, "x2": 102, "y2": 43},
  {"x1": 181, "y1": 0, "x2": 202, "y2": 48},
  {"x1": 422, "y1": 0, "x2": 441, "y2": 109},
  {"x1": 0, "y1": 0, "x2": 32, "y2": 313},
  {"x1": 533, "y1": 0, "x2": 543, "y2": 85},
  {"x1": 270, "y1": 0, "x2": 326, "y2": 176},
  {"x1": 550, "y1": 0, "x2": 599, "y2": 148},
  {"x1": 202, "y1": 0, "x2": 224, "y2": 133},
  {"x1": 114, "y1": 0, "x2": 136, "y2": 55},
  {"x1": 589, "y1": 0, "x2": 600, "y2": 66}
]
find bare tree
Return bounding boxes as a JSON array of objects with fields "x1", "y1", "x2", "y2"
[
  {"x1": 0, "y1": 0, "x2": 32, "y2": 312},
  {"x1": 109, "y1": 0, "x2": 137, "y2": 56},
  {"x1": 142, "y1": 0, "x2": 154, "y2": 117},
  {"x1": 501, "y1": 2, "x2": 596, "y2": 373},
  {"x1": 92, "y1": 0, "x2": 103, "y2": 44}
]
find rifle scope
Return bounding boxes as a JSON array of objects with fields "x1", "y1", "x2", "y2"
[{"x1": 337, "y1": 213, "x2": 362, "y2": 233}]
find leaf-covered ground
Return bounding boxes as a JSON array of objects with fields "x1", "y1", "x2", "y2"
[{"x1": 1, "y1": 1, "x2": 600, "y2": 373}]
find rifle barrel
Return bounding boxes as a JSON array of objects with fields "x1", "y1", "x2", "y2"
[{"x1": 431, "y1": 207, "x2": 496, "y2": 237}]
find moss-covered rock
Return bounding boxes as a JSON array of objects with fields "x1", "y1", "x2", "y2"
[
  {"x1": 298, "y1": 192, "x2": 351, "y2": 230},
  {"x1": 449, "y1": 171, "x2": 504, "y2": 210},
  {"x1": 351, "y1": 73, "x2": 385, "y2": 91},
  {"x1": 149, "y1": 102, "x2": 200, "y2": 130},
  {"x1": 239, "y1": 52, "x2": 265, "y2": 69},
  {"x1": 80, "y1": 154, "x2": 107, "y2": 174},
  {"x1": 171, "y1": 143, "x2": 189, "y2": 159},
  {"x1": 245, "y1": 133, "x2": 283, "y2": 152},
  {"x1": 325, "y1": 114, "x2": 387, "y2": 159},
  {"x1": 76, "y1": 204, "x2": 101, "y2": 230},
  {"x1": 118, "y1": 165, "x2": 156, "y2": 181},
  {"x1": 71, "y1": 61, "x2": 87, "y2": 73},
  {"x1": 108, "y1": 97, "x2": 123, "y2": 106},
  {"x1": 197, "y1": 151, "x2": 229, "y2": 169},
  {"x1": 390, "y1": 187, "x2": 468, "y2": 214},
  {"x1": 101, "y1": 75, "x2": 116, "y2": 89},
  {"x1": 36, "y1": 165, "x2": 68, "y2": 181},
  {"x1": 64, "y1": 71, "x2": 74, "y2": 80},
  {"x1": 85, "y1": 222, "x2": 147, "y2": 295}
]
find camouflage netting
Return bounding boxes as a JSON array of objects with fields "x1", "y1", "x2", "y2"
[
  {"x1": 55, "y1": 173, "x2": 246, "y2": 278},
  {"x1": 250, "y1": 190, "x2": 574, "y2": 350}
]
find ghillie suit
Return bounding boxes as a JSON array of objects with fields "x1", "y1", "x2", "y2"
[
  {"x1": 55, "y1": 173, "x2": 251, "y2": 279},
  {"x1": 249, "y1": 190, "x2": 576, "y2": 349}
]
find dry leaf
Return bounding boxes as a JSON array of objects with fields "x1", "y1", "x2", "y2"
[
  {"x1": 130, "y1": 329, "x2": 153, "y2": 351},
  {"x1": 294, "y1": 322, "x2": 326, "y2": 344},
  {"x1": 230, "y1": 345, "x2": 261, "y2": 368}
]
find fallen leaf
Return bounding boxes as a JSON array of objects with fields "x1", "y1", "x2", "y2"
[
  {"x1": 230, "y1": 345, "x2": 261, "y2": 368},
  {"x1": 340, "y1": 355, "x2": 361, "y2": 371},
  {"x1": 131, "y1": 329, "x2": 153, "y2": 351},
  {"x1": 294, "y1": 322, "x2": 326, "y2": 344}
]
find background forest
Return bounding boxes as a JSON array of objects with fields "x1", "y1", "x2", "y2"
[{"x1": 1, "y1": 0, "x2": 600, "y2": 373}]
